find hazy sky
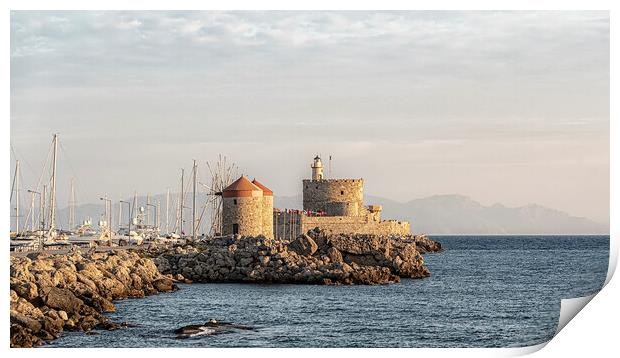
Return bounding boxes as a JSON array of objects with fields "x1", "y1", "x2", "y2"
[{"x1": 10, "y1": 11, "x2": 609, "y2": 224}]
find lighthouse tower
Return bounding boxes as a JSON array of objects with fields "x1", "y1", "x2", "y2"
[{"x1": 311, "y1": 155, "x2": 324, "y2": 181}]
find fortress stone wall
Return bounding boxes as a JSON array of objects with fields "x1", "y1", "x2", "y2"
[
  {"x1": 301, "y1": 216, "x2": 410, "y2": 237},
  {"x1": 272, "y1": 212, "x2": 410, "y2": 240},
  {"x1": 302, "y1": 179, "x2": 364, "y2": 216}
]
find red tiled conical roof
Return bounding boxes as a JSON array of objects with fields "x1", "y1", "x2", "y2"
[
  {"x1": 222, "y1": 176, "x2": 262, "y2": 198},
  {"x1": 252, "y1": 178, "x2": 273, "y2": 196}
]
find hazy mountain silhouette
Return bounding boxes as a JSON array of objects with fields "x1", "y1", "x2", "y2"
[{"x1": 272, "y1": 194, "x2": 607, "y2": 235}]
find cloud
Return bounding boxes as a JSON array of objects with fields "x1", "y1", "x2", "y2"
[
  {"x1": 120, "y1": 17, "x2": 142, "y2": 28},
  {"x1": 9, "y1": 11, "x2": 609, "y2": 223}
]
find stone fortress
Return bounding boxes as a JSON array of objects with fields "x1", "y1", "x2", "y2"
[
  {"x1": 222, "y1": 155, "x2": 410, "y2": 239},
  {"x1": 297, "y1": 156, "x2": 410, "y2": 237}
]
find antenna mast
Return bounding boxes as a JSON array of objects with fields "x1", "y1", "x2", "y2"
[{"x1": 329, "y1": 155, "x2": 332, "y2": 178}]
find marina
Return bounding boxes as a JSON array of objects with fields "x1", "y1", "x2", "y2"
[{"x1": 10, "y1": 134, "x2": 222, "y2": 253}]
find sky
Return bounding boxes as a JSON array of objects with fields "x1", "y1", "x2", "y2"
[{"x1": 10, "y1": 11, "x2": 610, "y2": 225}]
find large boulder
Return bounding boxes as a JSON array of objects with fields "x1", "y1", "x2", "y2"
[
  {"x1": 348, "y1": 265, "x2": 400, "y2": 285},
  {"x1": 328, "y1": 235, "x2": 383, "y2": 255},
  {"x1": 42, "y1": 287, "x2": 85, "y2": 315},
  {"x1": 10, "y1": 278, "x2": 39, "y2": 302},
  {"x1": 11, "y1": 296, "x2": 44, "y2": 319},
  {"x1": 94, "y1": 276, "x2": 128, "y2": 299},
  {"x1": 152, "y1": 277, "x2": 176, "y2": 292},
  {"x1": 327, "y1": 247, "x2": 343, "y2": 264},
  {"x1": 413, "y1": 235, "x2": 443, "y2": 253},
  {"x1": 11, "y1": 324, "x2": 43, "y2": 348},
  {"x1": 10, "y1": 258, "x2": 35, "y2": 282},
  {"x1": 10, "y1": 311, "x2": 42, "y2": 333},
  {"x1": 288, "y1": 235, "x2": 318, "y2": 256},
  {"x1": 154, "y1": 256, "x2": 172, "y2": 273}
]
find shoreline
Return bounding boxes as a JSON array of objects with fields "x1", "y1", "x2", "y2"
[
  {"x1": 10, "y1": 250, "x2": 178, "y2": 347},
  {"x1": 10, "y1": 231, "x2": 441, "y2": 347}
]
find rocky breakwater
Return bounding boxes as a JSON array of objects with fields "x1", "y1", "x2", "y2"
[
  {"x1": 153, "y1": 229, "x2": 442, "y2": 286},
  {"x1": 10, "y1": 250, "x2": 178, "y2": 348}
]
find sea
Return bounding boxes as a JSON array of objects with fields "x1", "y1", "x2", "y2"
[{"x1": 50, "y1": 235, "x2": 609, "y2": 348}]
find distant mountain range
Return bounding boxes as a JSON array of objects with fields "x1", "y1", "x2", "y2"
[
  {"x1": 274, "y1": 194, "x2": 608, "y2": 235},
  {"x1": 53, "y1": 193, "x2": 608, "y2": 235}
]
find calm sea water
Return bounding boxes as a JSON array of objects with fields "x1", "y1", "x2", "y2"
[{"x1": 51, "y1": 236, "x2": 609, "y2": 348}]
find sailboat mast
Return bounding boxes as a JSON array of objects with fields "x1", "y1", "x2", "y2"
[
  {"x1": 42, "y1": 185, "x2": 47, "y2": 231},
  {"x1": 30, "y1": 191, "x2": 35, "y2": 231},
  {"x1": 15, "y1": 160, "x2": 20, "y2": 234},
  {"x1": 175, "y1": 195, "x2": 180, "y2": 235},
  {"x1": 180, "y1": 168, "x2": 184, "y2": 237},
  {"x1": 103, "y1": 194, "x2": 108, "y2": 228},
  {"x1": 69, "y1": 177, "x2": 76, "y2": 229},
  {"x1": 38, "y1": 189, "x2": 42, "y2": 231},
  {"x1": 192, "y1": 160, "x2": 197, "y2": 241},
  {"x1": 118, "y1": 198, "x2": 122, "y2": 232},
  {"x1": 165, "y1": 187, "x2": 170, "y2": 234},
  {"x1": 49, "y1": 134, "x2": 58, "y2": 232},
  {"x1": 132, "y1": 191, "x2": 137, "y2": 224},
  {"x1": 157, "y1": 200, "x2": 160, "y2": 229},
  {"x1": 108, "y1": 195, "x2": 112, "y2": 236},
  {"x1": 107, "y1": 194, "x2": 112, "y2": 233}
]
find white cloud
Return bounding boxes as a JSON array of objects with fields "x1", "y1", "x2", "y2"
[
  {"x1": 9, "y1": 11, "x2": 609, "y2": 223},
  {"x1": 115, "y1": 18, "x2": 142, "y2": 30}
]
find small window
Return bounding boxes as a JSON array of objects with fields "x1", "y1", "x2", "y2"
[
  {"x1": 315, "y1": 186, "x2": 318, "y2": 189},
  {"x1": 340, "y1": 191, "x2": 344, "y2": 195},
  {"x1": 233, "y1": 199, "x2": 237, "y2": 205}
]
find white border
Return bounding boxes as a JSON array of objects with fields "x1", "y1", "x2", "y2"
[{"x1": 3, "y1": 1, "x2": 616, "y2": 357}]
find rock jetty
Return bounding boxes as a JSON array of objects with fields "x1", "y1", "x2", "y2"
[
  {"x1": 10, "y1": 231, "x2": 441, "y2": 347},
  {"x1": 10, "y1": 250, "x2": 178, "y2": 348},
  {"x1": 153, "y1": 229, "x2": 441, "y2": 285}
]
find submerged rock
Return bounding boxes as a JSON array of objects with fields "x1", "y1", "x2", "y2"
[{"x1": 175, "y1": 319, "x2": 254, "y2": 339}]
